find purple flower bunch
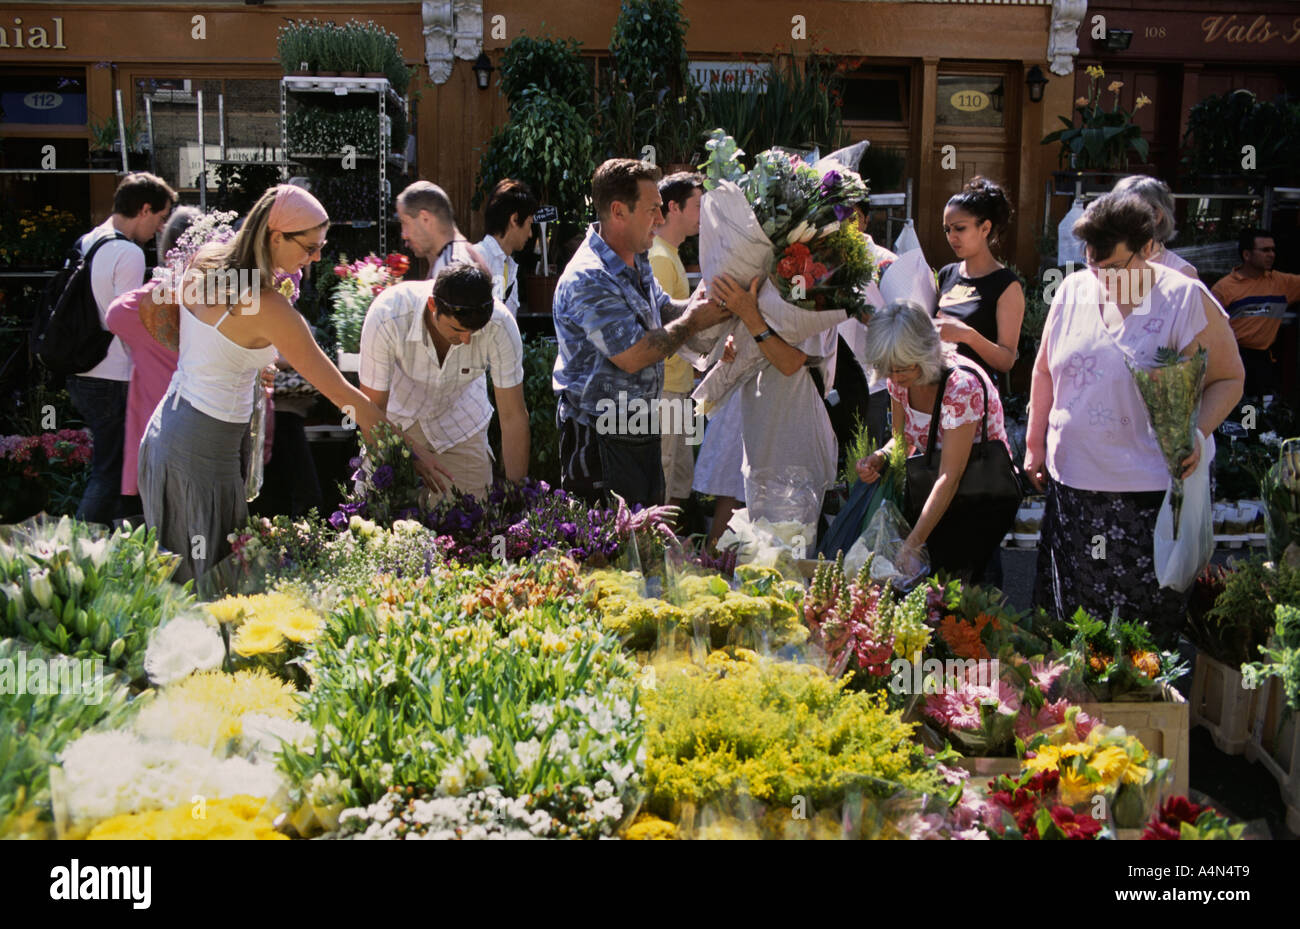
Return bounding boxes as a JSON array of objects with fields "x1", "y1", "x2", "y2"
[
  {"x1": 422, "y1": 479, "x2": 678, "y2": 566},
  {"x1": 328, "y1": 423, "x2": 423, "y2": 529}
]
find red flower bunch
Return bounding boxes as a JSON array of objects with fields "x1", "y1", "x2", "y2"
[
  {"x1": 1, "y1": 429, "x2": 92, "y2": 474},
  {"x1": 385, "y1": 252, "x2": 411, "y2": 277},
  {"x1": 775, "y1": 242, "x2": 828, "y2": 284},
  {"x1": 984, "y1": 770, "x2": 1100, "y2": 840},
  {"x1": 1141, "y1": 795, "x2": 1206, "y2": 840}
]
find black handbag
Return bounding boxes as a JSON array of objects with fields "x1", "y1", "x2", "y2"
[{"x1": 903, "y1": 364, "x2": 1023, "y2": 577}]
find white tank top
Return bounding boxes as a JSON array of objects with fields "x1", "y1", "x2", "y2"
[{"x1": 173, "y1": 300, "x2": 279, "y2": 423}]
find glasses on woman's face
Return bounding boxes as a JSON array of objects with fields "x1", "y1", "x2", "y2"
[
  {"x1": 1085, "y1": 250, "x2": 1135, "y2": 274},
  {"x1": 288, "y1": 235, "x2": 327, "y2": 258}
]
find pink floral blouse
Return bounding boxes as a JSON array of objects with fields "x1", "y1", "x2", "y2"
[{"x1": 887, "y1": 363, "x2": 1011, "y2": 456}]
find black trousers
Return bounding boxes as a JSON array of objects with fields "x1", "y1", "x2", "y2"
[{"x1": 559, "y1": 413, "x2": 664, "y2": 508}]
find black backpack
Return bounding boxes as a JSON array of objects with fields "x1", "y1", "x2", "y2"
[{"x1": 30, "y1": 232, "x2": 130, "y2": 376}]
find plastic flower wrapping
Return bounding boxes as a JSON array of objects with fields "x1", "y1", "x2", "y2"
[
  {"x1": 1127, "y1": 346, "x2": 1207, "y2": 536},
  {"x1": 161, "y1": 208, "x2": 238, "y2": 277}
]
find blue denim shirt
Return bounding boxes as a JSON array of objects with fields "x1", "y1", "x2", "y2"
[{"x1": 552, "y1": 223, "x2": 671, "y2": 425}]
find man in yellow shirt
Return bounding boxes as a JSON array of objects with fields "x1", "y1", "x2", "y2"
[{"x1": 648, "y1": 172, "x2": 704, "y2": 513}]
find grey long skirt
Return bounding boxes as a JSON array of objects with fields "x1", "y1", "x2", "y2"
[{"x1": 138, "y1": 390, "x2": 249, "y2": 584}]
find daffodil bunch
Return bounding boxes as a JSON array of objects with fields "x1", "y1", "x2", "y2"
[
  {"x1": 1042, "y1": 64, "x2": 1151, "y2": 170},
  {"x1": 1021, "y1": 715, "x2": 1170, "y2": 828}
]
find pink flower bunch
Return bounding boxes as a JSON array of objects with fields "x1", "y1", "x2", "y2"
[
  {"x1": 923, "y1": 675, "x2": 1021, "y2": 732},
  {"x1": 1, "y1": 429, "x2": 92, "y2": 473},
  {"x1": 1014, "y1": 698, "x2": 1098, "y2": 740},
  {"x1": 804, "y1": 578, "x2": 896, "y2": 679}
]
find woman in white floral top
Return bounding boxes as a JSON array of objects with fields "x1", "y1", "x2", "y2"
[{"x1": 856, "y1": 299, "x2": 1009, "y2": 582}]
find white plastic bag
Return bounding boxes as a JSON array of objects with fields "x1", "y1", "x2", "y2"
[
  {"x1": 845, "y1": 497, "x2": 929, "y2": 587},
  {"x1": 879, "y1": 247, "x2": 937, "y2": 313},
  {"x1": 1154, "y1": 430, "x2": 1214, "y2": 592},
  {"x1": 893, "y1": 218, "x2": 922, "y2": 255},
  {"x1": 245, "y1": 383, "x2": 266, "y2": 503}
]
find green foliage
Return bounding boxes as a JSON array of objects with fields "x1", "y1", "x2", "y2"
[
  {"x1": 1193, "y1": 558, "x2": 1300, "y2": 668},
  {"x1": 0, "y1": 638, "x2": 132, "y2": 838},
  {"x1": 471, "y1": 87, "x2": 596, "y2": 230},
  {"x1": 841, "y1": 416, "x2": 875, "y2": 487},
  {"x1": 279, "y1": 561, "x2": 645, "y2": 816},
  {"x1": 1182, "y1": 90, "x2": 1300, "y2": 184},
  {"x1": 0, "y1": 517, "x2": 195, "y2": 685},
  {"x1": 212, "y1": 159, "x2": 283, "y2": 217},
  {"x1": 699, "y1": 52, "x2": 848, "y2": 159},
  {"x1": 287, "y1": 106, "x2": 382, "y2": 156},
  {"x1": 498, "y1": 32, "x2": 592, "y2": 115},
  {"x1": 1246, "y1": 604, "x2": 1300, "y2": 711}
]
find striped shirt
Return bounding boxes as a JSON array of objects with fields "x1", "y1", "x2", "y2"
[{"x1": 359, "y1": 280, "x2": 524, "y2": 452}]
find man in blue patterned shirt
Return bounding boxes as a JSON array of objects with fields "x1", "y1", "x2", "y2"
[{"x1": 553, "y1": 159, "x2": 730, "y2": 506}]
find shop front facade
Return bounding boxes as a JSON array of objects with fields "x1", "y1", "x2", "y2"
[{"x1": 1, "y1": 1, "x2": 1083, "y2": 275}]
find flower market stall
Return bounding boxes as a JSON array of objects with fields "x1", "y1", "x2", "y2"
[{"x1": 0, "y1": 481, "x2": 1257, "y2": 840}]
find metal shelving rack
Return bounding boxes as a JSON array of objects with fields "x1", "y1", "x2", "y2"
[{"x1": 278, "y1": 76, "x2": 403, "y2": 254}]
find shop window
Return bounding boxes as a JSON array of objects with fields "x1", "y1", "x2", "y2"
[
  {"x1": 841, "y1": 70, "x2": 908, "y2": 124},
  {"x1": 936, "y1": 74, "x2": 1004, "y2": 129},
  {"x1": 0, "y1": 69, "x2": 86, "y2": 126}
]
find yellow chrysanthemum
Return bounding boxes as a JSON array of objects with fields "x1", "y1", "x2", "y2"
[
  {"x1": 86, "y1": 796, "x2": 286, "y2": 840},
  {"x1": 625, "y1": 813, "x2": 679, "y2": 840},
  {"x1": 205, "y1": 596, "x2": 252, "y2": 625},
  {"x1": 275, "y1": 607, "x2": 324, "y2": 644},
  {"x1": 233, "y1": 618, "x2": 286, "y2": 657},
  {"x1": 1121, "y1": 760, "x2": 1151, "y2": 785},
  {"x1": 1057, "y1": 741, "x2": 1090, "y2": 759},
  {"x1": 134, "y1": 669, "x2": 301, "y2": 746}
]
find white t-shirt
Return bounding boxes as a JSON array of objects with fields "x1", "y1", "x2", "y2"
[
  {"x1": 476, "y1": 235, "x2": 520, "y2": 317},
  {"x1": 1041, "y1": 263, "x2": 1220, "y2": 492},
  {"x1": 359, "y1": 280, "x2": 524, "y2": 452},
  {"x1": 1150, "y1": 246, "x2": 1197, "y2": 278},
  {"x1": 80, "y1": 219, "x2": 145, "y2": 380}
]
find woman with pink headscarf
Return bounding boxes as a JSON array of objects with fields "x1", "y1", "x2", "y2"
[{"x1": 138, "y1": 185, "x2": 449, "y2": 583}]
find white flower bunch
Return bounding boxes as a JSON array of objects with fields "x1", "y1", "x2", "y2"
[
  {"x1": 143, "y1": 613, "x2": 226, "y2": 686},
  {"x1": 57, "y1": 731, "x2": 283, "y2": 825}
]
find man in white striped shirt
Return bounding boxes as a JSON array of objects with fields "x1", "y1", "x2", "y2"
[{"x1": 359, "y1": 263, "x2": 530, "y2": 501}]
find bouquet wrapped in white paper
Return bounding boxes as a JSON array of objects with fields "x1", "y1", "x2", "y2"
[{"x1": 688, "y1": 131, "x2": 876, "y2": 415}]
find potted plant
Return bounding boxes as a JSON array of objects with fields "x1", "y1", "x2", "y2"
[
  {"x1": 315, "y1": 22, "x2": 343, "y2": 77},
  {"x1": 1043, "y1": 65, "x2": 1150, "y2": 190},
  {"x1": 474, "y1": 32, "x2": 597, "y2": 312},
  {"x1": 1181, "y1": 90, "x2": 1299, "y2": 192},
  {"x1": 338, "y1": 21, "x2": 362, "y2": 78},
  {"x1": 87, "y1": 117, "x2": 119, "y2": 167},
  {"x1": 277, "y1": 20, "x2": 317, "y2": 76},
  {"x1": 356, "y1": 22, "x2": 387, "y2": 78}
]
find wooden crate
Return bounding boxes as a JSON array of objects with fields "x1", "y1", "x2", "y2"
[
  {"x1": 1189, "y1": 652, "x2": 1259, "y2": 755},
  {"x1": 1244, "y1": 679, "x2": 1300, "y2": 833},
  {"x1": 1083, "y1": 684, "x2": 1189, "y2": 798}
]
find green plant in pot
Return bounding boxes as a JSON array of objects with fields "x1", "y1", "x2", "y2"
[
  {"x1": 1042, "y1": 65, "x2": 1149, "y2": 171},
  {"x1": 498, "y1": 32, "x2": 593, "y2": 116},
  {"x1": 277, "y1": 20, "x2": 318, "y2": 75},
  {"x1": 1181, "y1": 90, "x2": 1300, "y2": 188},
  {"x1": 356, "y1": 22, "x2": 387, "y2": 77},
  {"x1": 315, "y1": 22, "x2": 344, "y2": 76}
]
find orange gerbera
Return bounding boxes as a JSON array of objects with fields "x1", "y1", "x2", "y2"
[{"x1": 1130, "y1": 650, "x2": 1161, "y2": 679}]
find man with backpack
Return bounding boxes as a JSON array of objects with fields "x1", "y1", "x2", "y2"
[{"x1": 63, "y1": 173, "x2": 176, "y2": 523}]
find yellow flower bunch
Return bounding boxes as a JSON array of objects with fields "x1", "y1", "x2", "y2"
[
  {"x1": 624, "y1": 812, "x2": 679, "y2": 840},
  {"x1": 644, "y1": 654, "x2": 942, "y2": 817},
  {"x1": 1021, "y1": 721, "x2": 1154, "y2": 806},
  {"x1": 86, "y1": 795, "x2": 286, "y2": 840},
  {"x1": 1086, "y1": 65, "x2": 1105, "y2": 79},
  {"x1": 132, "y1": 669, "x2": 302, "y2": 748},
  {"x1": 206, "y1": 591, "x2": 324, "y2": 657}
]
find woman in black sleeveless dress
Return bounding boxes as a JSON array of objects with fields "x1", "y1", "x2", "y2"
[{"x1": 934, "y1": 177, "x2": 1024, "y2": 397}]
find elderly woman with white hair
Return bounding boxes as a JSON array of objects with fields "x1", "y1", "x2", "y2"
[
  {"x1": 1111, "y1": 174, "x2": 1198, "y2": 278},
  {"x1": 854, "y1": 300, "x2": 1011, "y2": 581}
]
